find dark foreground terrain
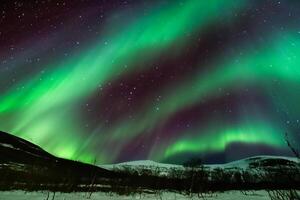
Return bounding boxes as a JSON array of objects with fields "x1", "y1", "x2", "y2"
[{"x1": 0, "y1": 131, "x2": 300, "y2": 197}]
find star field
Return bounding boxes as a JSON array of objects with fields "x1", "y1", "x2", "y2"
[{"x1": 0, "y1": 0, "x2": 300, "y2": 164}]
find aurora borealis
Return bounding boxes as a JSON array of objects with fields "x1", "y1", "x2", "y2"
[{"x1": 0, "y1": 0, "x2": 300, "y2": 164}]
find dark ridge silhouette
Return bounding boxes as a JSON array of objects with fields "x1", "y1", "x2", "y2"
[
  {"x1": 0, "y1": 131, "x2": 55, "y2": 163},
  {"x1": 0, "y1": 130, "x2": 119, "y2": 191}
]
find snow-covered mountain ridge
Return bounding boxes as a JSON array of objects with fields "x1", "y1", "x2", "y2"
[{"x1": 100, "y1": 155, "x2": 299, "y2": 172}]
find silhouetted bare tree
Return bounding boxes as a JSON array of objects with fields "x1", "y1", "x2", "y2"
[
  {"x1": 182, "y1": 157, "x2": 210, "y2": 199},
  {"x1": 265, "y1": 132, "x2": 300, "y2": 200},
  {"x1": 285, "y1": 132, "x2": 300, "y2": 159}
]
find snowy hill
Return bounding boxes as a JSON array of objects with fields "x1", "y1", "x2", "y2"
[{"x1": 101, "y1": 155, "x2": 299, "y2": 172}]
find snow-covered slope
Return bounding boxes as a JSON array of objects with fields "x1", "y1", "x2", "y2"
[
  {"x1": 101, "y1": 160, "x2": 181, "y2": 170},
  {"x1": 100, "y1": 155, "x2": 299, "y2": 174},
  {"x1": 0, "y1": 190, "x2": 272, "y2": 200},
  {"x1": 209, "y1": 155, "x2": 299, "y2": 170}
]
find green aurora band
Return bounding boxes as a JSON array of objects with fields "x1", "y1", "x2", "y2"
[
  {"x1": 96, "y1": 31, "x2": 300, "y2": 162},
  {"x1": 0, "y1": 0, "x2": 248, "y2": 163},
  {"x1": 163, "y1": 120, "x2": 285, "y2": 159},
  {"x1": 0, "y1": 0, "x2": 299, "y2": 164}
]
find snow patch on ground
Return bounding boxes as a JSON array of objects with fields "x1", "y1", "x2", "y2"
[
  {"x1": 0, "y1": 143, "x2": 14, "y2": 149},
  {"x1": 0, "y1": 190, "x2": 271, "y2": 200}
]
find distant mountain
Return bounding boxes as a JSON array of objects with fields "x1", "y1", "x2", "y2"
[
  {"x1": 213, "y1": 155, "x2": 299, "y2": 169},
  {"x1": 104, "y1": 156, "x2": 300, "y2": 192},
  {"x1": 101, "y1": 156, "x2": 300, "y2": 175}
]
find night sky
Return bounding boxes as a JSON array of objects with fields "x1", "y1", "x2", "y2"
[{"x1": 1, "y1": 0, "x2": 300, "y2": 164}]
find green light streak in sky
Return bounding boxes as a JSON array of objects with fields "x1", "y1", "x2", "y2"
[
  {"x1": 105, "y1": 32, "x2": 300, "y2": 161},
  {"x1": 0, "y1": 0, "x2": 247, "y2": 113},
  {"x1": 108, "y1": 32, "x2": 300, "y2": 137},
  {"x1": 163, "y1": 120, "x2": 285, "y2": 159},
  {"x1": 0, "y1": 0, "x2": 247, "y2": 163}
]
